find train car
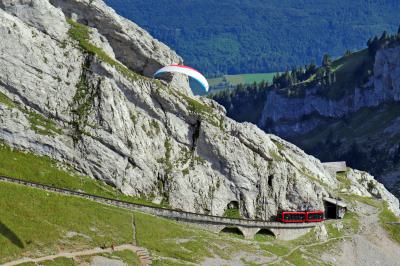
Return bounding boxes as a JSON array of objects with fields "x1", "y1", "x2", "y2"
[
  {"x1": 277, "y1": 210, "x2": 325, "y2": 223},
  {"x1": 306, "y1": 210, "x2": 324, "y2": 222},
  {"x1": 276, "y1": 211, "x2": 306, "y2": 223}
]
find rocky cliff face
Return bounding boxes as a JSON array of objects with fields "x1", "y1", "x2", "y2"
[
  {"x1": 259, "y1": 45, "x2": 400, "y2": 137},
  {"x1": 255, "y1": 43, "x2": 400, "y2": 199},
  {"x1": 0, "y1": 0, "x2": 398, "y2": 218}
]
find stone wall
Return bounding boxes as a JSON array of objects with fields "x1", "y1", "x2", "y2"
[{"x1": 322, "y1": 161, "x2": 347, "y2": 177}]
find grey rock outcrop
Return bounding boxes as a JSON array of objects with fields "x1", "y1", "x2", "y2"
[
  {"x1": 345, "y1": 169, "x2": 400, "y2": 216},
  {"x1": 259, "y1": 45, "x2": 400, "y2": 137},
  {"x1": 0, "y1": 0, "x2": 68, "y2": 40},
  {"x1": 0, "y1": 0, "x2": 398, "y2": 219},
  {"x1": 254, "y1": 41, "x2": 400, "y2": 201},
  {"x1": 49, "y1": 0, "x2": 183, "y2": 77}
]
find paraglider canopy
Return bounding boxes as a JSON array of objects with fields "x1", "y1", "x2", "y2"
[{"x1": 154, "y1": 64, "x2": 209, "y2": 92}]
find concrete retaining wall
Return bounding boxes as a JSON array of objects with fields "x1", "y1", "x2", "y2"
[{"x1": 322, "y1": 161, "x2": 347, "y2": 177}]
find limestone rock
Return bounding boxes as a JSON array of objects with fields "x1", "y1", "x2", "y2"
[
  {"x1": 315, "y1": 224, "x2": 328, "y2": 241},
  {"x1": 49, "y1": 0, "x2": 184, "y2": 77},
  {"x1": 347, "y1": 169, "x2": 400, "y2": 216},
  {"x1": 0, "y1": 0, "x2": 69, "y2": 40}
]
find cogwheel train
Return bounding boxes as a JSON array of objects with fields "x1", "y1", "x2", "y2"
[{"x1": 276, "y1": 210, "x2": 324, "y2": 223}]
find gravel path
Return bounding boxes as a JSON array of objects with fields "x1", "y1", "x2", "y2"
[
  {"x1": 2, "y1": 244, "x2": 152, "y2": 266},
  {"x1": 325, "y1": 202, "x2": 400, "y2": 266}
]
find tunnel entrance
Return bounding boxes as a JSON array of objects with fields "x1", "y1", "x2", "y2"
[
  {"x1": 224, "y1": 201, "x2": 241, "y2": 218},
  {"x1": 255, "y1": 228, "x2": 275, "y2": 241},
  {"x1": 324, "y1": 201, "x2": 337, "y2": 219},
  {"x1": 324, "y1": 197, "x2": 347, "y2": 219},
  {"x1": 227, "y1": 201, "x2": 239, "y2": 209}
]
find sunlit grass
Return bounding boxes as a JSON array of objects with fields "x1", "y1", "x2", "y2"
[
  {"x1": 379, "y1": 202, "x2": 400, "y2": 244},
  {"x1": 0, "y1": 182, "x2": 133, "y2": 263}
]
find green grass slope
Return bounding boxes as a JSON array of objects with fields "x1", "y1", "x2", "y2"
[
  {"x1": 0, "y1": 144, "x2": 399, "y2": 265},
  {"x1": 15, "y1": 252, "x2": 141, "y2": 266},
  {"x1": 380, "y1": 202, "x2": 400, "y2": 244},
  {"x1": 0, "y1": 182, "x2": 134, "y2": 263},
  {"x1": 208, "y1": 72, "x2": 277, "y2": 92},
  {"x1": 0, "y1": 180, "x2": 356, "y2": 266},
  {"x1": 0, "y1": 181, "x2": 268, "y2": 265}
]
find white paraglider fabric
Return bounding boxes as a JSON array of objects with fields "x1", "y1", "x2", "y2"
[{"x1": 154, "y1": 64, "x2": 209, "y2": 92}]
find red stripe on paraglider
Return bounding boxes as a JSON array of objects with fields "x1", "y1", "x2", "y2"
[{"x1": 169, "y1": 64, "x2": 202, "y2": 74}]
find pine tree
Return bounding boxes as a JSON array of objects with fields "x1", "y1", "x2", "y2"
[
  {"x1": 305, "y1": 62, "x2": 317, "y2": 77},
  {"x1": 259, "y1": 80, "x2": 266, "y2": 90},
  {"x1": 322, "y1": 54, "x2": 332, "y2": 68},
  {"x1": 397, "y1": 25, "x2": 400, "y2": 40},
  {"x1": 380, "y1": 31, "x2": 388, "y2": 40},
  {"x1": 284, "y1": 71, "x2": 292, "y2": 86}
]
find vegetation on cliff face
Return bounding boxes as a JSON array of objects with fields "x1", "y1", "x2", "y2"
[
  {"x1": 0, "y1": 142, "x2": 162, "y2": 207},
  {"x1": 0, "y1": 92, "x2": 61, "y2": 136},
  {"x1": 298, "y1": 103, "x2": 400, "y2": 178},
  {"x1": 67, "y1": 19, "x2": 221, "y2": 130},
  {"x1": 380, "y1": 202, "x2": 400, "y2": 244},
  {"x1": 67, "y1": 19, "x2": 140, "y2": 82},
  {"x1": 105, "y1": 0, "x2": 400, "y2": 77}
]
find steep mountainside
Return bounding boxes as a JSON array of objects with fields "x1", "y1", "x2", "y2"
[
  {"x1": 0, "y1": 0, "x2": 398, "y2": 219},
  {"x1": 1, "y1": 0, "x2": 385, "y2": 221},
  {"x1": 212, "y1": 34, "x2": 400, "y2": 199},
  {"x1": 0, "y1": 1, "x2": 399, "y2": 265},
  {"x1": 104, "y1": 0, "x2": 400, "y2": 76}
]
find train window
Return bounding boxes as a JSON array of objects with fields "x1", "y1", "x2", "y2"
[
  {"x1": 308, "y1": 213, "x2": 323, "y2": 220},
  {"x1": 284, "y1": 213, "x2": 305, "y2": 220}
]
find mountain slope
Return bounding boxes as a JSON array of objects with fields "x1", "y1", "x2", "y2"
[
  {"x1": 0, "y1": 1, "x2": 399, "y2": 265},
  {"x1": 105, "y1": 0, "x2": 400, "y2": 76},
  {"x1": 0, "y1": 180, "x2": 269, "y2": 265},
  {"x1": 212, "y1": 32, "x2": 400, "y2": 199},
  {"x1": 0, "y1": 0, "x2": 348, "y2": 221},
  {"x1": 0, "y1": 146, "x2": 399, "y2": 265},
  {"x1": 1, "y1": 169, "x2": 399, "y2": 265}
]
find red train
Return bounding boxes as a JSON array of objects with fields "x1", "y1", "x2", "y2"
[{"x1": 277, "y1": 210, "x2": 324, "y2": 223}]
